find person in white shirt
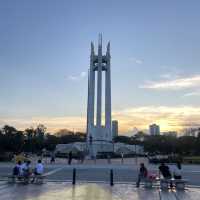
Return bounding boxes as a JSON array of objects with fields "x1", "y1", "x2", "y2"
[
  {"x1": 21, "y1": 160, "x2": 31, "y2": 177},
  {"x1": 35, "y1": 160, "x2": 44, "y2": 175},
  {"x1": 31, "y1": 160, "x2": 44, "y2": 183},
  {"x1": 173, "y1": 162, "x2": 182, "y2": 179}
]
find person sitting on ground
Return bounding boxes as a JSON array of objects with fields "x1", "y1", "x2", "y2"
[
  {"x1": 31, "y1": 160, "x2": 44, "y2": 183},
  {"x1": 158, "y1": 162, "x2": 172, "y2": 179},
  {"x1": 173, "y1": 162, "x2": 182, "y2": 180},
  {"x1": 136, "y1": 163, "x2": 148, "y2": 187},
  {"x1": 12, "y1": 161, "x2": 21, "y2": 176}
]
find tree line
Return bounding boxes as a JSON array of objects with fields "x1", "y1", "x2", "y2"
[
  {"x1": 115, "y1": 134, "x2": 200, "y2": 156},
  {"x1": 0, "y1": 125, "x2": 85, "y2": 154},
  {"x1": 1, "y1": 125, "x2": 200, "y2": 156}
]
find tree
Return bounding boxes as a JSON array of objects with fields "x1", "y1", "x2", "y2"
[
  {"x1": 44, "y1": 134, "x2": 59, "y2": 151},
  {"x1": 24, "y1": 127, "x2": 35, "y2": 152},
  {"x1": 55, "y1": 129, "x2": 74, "y2": 136}
]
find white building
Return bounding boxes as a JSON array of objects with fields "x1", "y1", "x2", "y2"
[
  {"x1": 184, "y1": 128, "x2": 198, "y2": 137},
  {"x1": 55, "y1": 142, "x2": 144, "y2": 155},
  {"x1": 149, "y1": 124, "x2": 160, "y2": 135}
]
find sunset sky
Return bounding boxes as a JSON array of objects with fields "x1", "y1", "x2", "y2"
[{"x1": 0, "y1": 1, "x2": 200, "y2": 134}]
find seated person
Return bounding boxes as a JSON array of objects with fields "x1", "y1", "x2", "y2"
[
  {"x1": 173, "y1": 162, "x2": 182, "y2": 179},
  {"x1": 35, "y1": 160, "x2": 44, "y2": 175},
  {"x1": 12, "y1": 161, "x2": 21, "y2": 176},
  {"x1": 136, "y1": 163, "x2": 148, "y2": 187},
  {"x1": 159, "y1": 162, "x2": 172, "y2": 179},
  {"x1": 31, "y1": 160, "x2": 44, "y2": 183},
  {"x1": 21, "y1": 160, "x2": 32, "y2": 178}
]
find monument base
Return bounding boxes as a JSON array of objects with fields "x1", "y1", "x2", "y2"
[{"x1": 88, "y1": 141, "x2": 113, "y2": 158}]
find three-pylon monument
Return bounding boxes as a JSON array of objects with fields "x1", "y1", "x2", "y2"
[{"x1": 87, "y1": 35, "x2": 113, "y2": 156}]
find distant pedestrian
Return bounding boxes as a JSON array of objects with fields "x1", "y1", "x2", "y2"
[
  {"x1": 121, "y1": 153, "x2": 124, "y2": 164},
  {"x1": 136, "y1": 163, "x2": 148, "y2": 187},
  {"x1": 107, "y1": 154, "x2": 111, "y2": 164},
  {"x1": 50, "y1": 152, "x2": 55, "y2": 164},
  {"x1": 173, "y1": 162, "x2": 182, "y2": 179},
  {"x1": 68, "y1": 151, "x2": 72, "y2": 165}
]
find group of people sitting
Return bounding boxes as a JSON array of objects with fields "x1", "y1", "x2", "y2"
[
  {"x1": 136, "y1": 162, "x2": 182, "y2": 187},
  {"x1": 12, "y1": 159, "x2": 44, "y2": 183}
]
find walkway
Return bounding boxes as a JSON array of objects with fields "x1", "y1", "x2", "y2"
[{"x1": 0, "y1": 182, "x2": 199, "y2": 200}]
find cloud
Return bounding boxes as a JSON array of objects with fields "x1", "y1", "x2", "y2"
[
  {"x1": 113, "y1": 106, "x2": 200, "y2": 133},
  {"x1": 129, "y1": 57, "x2": 143, "y2": 64},
  {"x1": 183, "y1": 91, "x2": 200, "y2": 97},
  {"x1": 68, "y1": 71, "x2": 87, "y2": 81},
  {"x1": 140, "y1": 75, "x2": 200, "y2": 90},
  {"x1": 0, "y1": 116, "x2": 86, "y2": 133},
  {"x1": 1, "y1": 106, "x2": 200, "y2": 134}
]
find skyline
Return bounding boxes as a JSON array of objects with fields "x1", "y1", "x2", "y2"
[{"x1": 1, "y1": 1, "x2": 200, "y2": 134}]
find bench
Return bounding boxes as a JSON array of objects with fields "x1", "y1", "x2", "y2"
[
  {"x1": 140, "y1": 177, "x2": 160, "y2": 188},
  {"x1": 34, "y1": 175, "x2": 45, "y2": 184},
  {"x1": 160, "y1": 178, "x2": 187, "y2": 190},
  {"x1": 6, "y1": 174, "x2": 45, "y2": 184},
  {"x1": 7, "y1": 175, "x2": 28, "y2": 184},
  {"x1": 173, "y1": 179, "x2": 187, "y2": 190},
  {"x1": 144, "y1": 175, "x2": 160, "y2": 189}
]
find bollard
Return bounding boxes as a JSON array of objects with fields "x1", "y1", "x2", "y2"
[
  {"x1": 72, "y1": 168, "x2": 76, "y2": 185},
  {"x1": 110, "y1": 169, "x2": 114, "y2": 186}
]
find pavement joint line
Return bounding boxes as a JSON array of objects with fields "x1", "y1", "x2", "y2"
[{"x1": 44, "y1": 167, "x2": 66, "y2": 176}]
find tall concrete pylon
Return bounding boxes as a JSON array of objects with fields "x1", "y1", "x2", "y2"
[{"x1": 87, "y1": 35, "x2": 113, "y2": 156}]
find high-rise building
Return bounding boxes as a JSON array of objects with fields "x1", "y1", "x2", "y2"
[
  {"x1": 112, "y1": 120, "x2": 118, "y2": 138},
  {"x1": 149, "y1": 124, "x2": 160, "y2": 135}
]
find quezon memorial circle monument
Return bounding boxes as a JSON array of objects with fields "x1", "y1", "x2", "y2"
[
  {"x1": 55, "y1": 35, "x2": 144, "y2": 157},
  {"x1": 87, "y1": 34, "x2": 113, "y2": 157}
]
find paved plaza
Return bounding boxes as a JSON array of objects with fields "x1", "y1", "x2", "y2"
[
  {"x1": 1, "y1": 158, "x2": 200, "y2": 199},
  {"x1": 0, "y1": 182, "x2": 200, "y2": 200},
  {"x1": 1, "y1": 158, "x2": 200, "y2": 186}
]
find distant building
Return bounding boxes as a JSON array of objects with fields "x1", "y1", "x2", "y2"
[
  {"x1": 55, "y1": 142, "x2": 144, "y2": 155},
  {"x1": 149, "y1": 124, "x2": 160, "y2": 135},
  {"x1": 162, "y1": 131, "x2": 177, "y2": 137},
  {"x1": 184, "y1": 128, "x2": 198, "y2": 137},
  {"x1": 112, "y1": 120, "x2": 118, "y2": 138}
]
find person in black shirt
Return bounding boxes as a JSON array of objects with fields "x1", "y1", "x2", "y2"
[
  {"x1": 136, "y1": 163, "x2": 148, "y2": 187},
  {"x1": 159, "y1": 162, "x2": 171, "y2": 179}
]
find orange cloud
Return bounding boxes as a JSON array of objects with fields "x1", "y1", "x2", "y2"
[{"x1": 1, "y1": 106, "x2": 200, "y2": 134}]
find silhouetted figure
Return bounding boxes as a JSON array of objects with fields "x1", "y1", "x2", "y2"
[
  {"x1": 68, "y1": 151, "x2": 72, "y2": 165},
  {"x1": 159, "y1": 162, "x2": 173, "y2": 188},
  {"x1": 159, "y1": 162, "x2": 171, "y2": 179},
  {"x1": 136, "y1": 163, "x2": 148, "y2": 187},
  {"x1": 50, "y1": 152, "x2": 55, "y2": 164},
  {"x1": 13, "y1": 161, "x2": 21, "y2": 176}
]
